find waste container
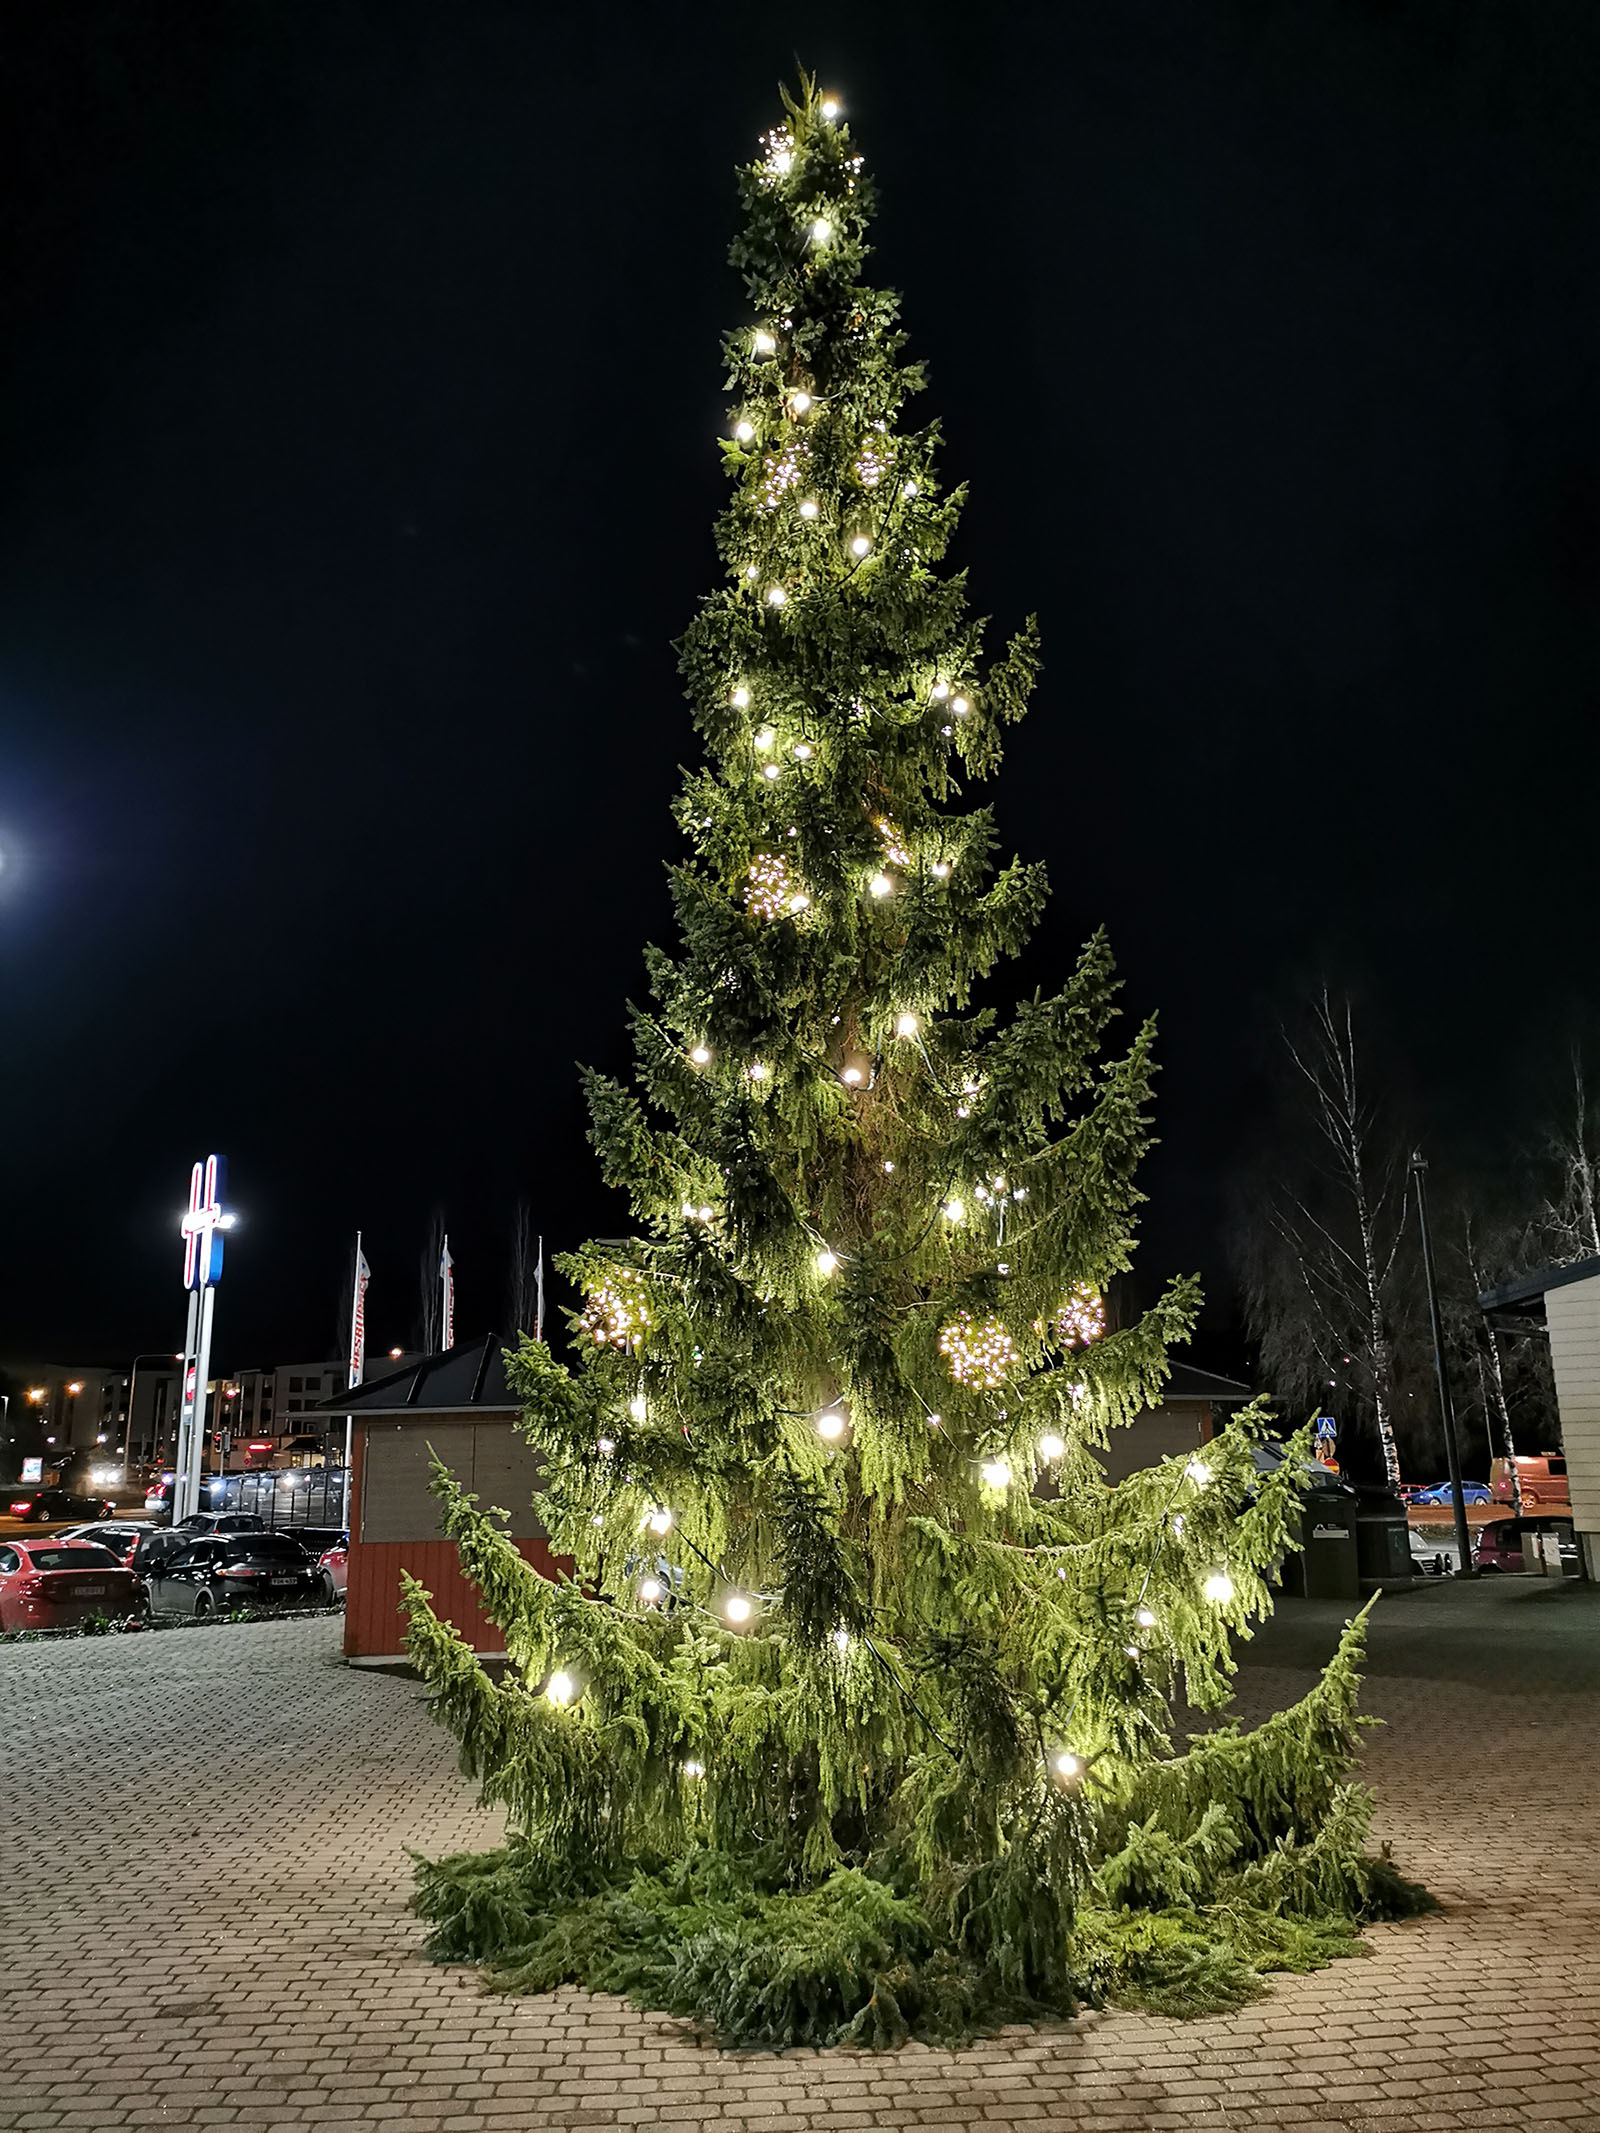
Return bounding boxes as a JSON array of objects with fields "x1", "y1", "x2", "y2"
[
  {"x1": 1353, "y1": 1484, "x2": 1415, "y2": 1585},
  {"x1": 1282, "y1": 1492, "x2": 1361, "y2": 1600}
]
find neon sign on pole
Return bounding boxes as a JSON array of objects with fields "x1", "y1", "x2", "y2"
[{"x1": 173, "y1": 1155, "x2": 233, "y2": 1524}]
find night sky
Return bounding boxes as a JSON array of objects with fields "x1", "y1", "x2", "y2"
[{"x1": 2, "y1": 2, "x2": 1596, "y2": 1370}]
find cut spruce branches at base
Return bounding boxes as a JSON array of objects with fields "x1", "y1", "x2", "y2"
[{"x1": 402, "y1": 73, "x2": 1424, "y2": 2048}]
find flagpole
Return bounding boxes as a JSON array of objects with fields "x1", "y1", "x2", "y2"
[
  {"x1": 535, "y1": 1234, "x2": 545, "y2": 1343},
  {"x1": 343, "y1": 1231, "x2": 365, "y2": 1523}
]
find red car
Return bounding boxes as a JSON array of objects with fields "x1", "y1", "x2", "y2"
[
  {"x1": 316, "y1": 1538, "x2": 348, "y2": 1603},
  {"x1": 0, "y1": 1538, "x2": 145, "y2": 1629}
]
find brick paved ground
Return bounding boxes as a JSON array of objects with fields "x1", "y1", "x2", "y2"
[{"x1": 2, "y1": 1580, "x2": 1598, "y2": 2132}]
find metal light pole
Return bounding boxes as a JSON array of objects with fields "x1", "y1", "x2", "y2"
[{"x1": 1411, "y1": 1150, "x2": 1475, "y2": 1578}]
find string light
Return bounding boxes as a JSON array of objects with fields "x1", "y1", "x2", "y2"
[
  {"x1": 749, "y1": 1061, "x2": 770, "y2": 1081},
  {"x1": 762, "y1": 762, "x2": 782, "y2": 781},
  {"x1": 699, "y1": 1205, "x2": 713, "y2": 1221},
  {"x1": 942, "y1": 1198, "x2": 964, "y2": 1223},
  {"x1": 815, "y1": 1247, "x2": 840, "y2": 1277},
  {"x1": 1203, "y1": 1573, "x2": 1235, "y2": 1604},
  {"x1": 690, "y1": 1044, "x2": 711, "y2": 1066},
  {"x1": 723, "y1": 1592, "x2": 754, "y2": 1625},
  {"x1": 753, "y1": 725, "x2": 775, "y2": 750},
  {"x1": 842, "y1": 1066, "x2": 863, "y2": 1086},
  {"x1": 788, "y1": 892, "x2": 810, "y2": 914},
  {"x1": 821, "y1": 97, "x2": 840, "y2": 119},
  {"x1": 731, "y1": 686, "x2": 750, "y2": 708},
  {"x1": 1038, "y1": 1433, "x2": 1066, "y2": 1462},
  {"x1": 682, "y1": 1758, "x2": 706, "y2": 1778},
  {"x1": 798, "y1": 498, "x2": 819, "y2": 519},
  {"x1": 753, "y1": 331, "x2": 775, "y2": 355},
  {"x1": 931, "y1": 861, "x2": 951, "y2": 879},
  {"x1": 902, "y1": 480, "x2": 918, "y2": 498},
  {"x1": 931, "y1": 681, "x2": 950, "y2": 701},
  {"x1": 638, "y1": 1576, "x2": 665, "y2": 1605},
  {"x1": 1136, "y1": 1607, "x2": 1157, "y2": 1629},
  {"x1": 545, "y1": 1671, "x2": 576, "y2": 1706},
  {"x1": 882, "y1": 1159, "x2": 894, "y2": 1172},
  {"x1": 952, "y1": 696, "x2": 970, "y2": 715},
  {"x1": 980, "y1": 1458, "x2": 1011, "y2": 1490},
  {"x1": 628, "y1": 1394, "x2": 648, "y2": 1422},
  {"x1": 810, "y1": 217, "x2": 831, "y2": 244},
  {"x1": 940, "y1": 1312, "x2": 1015, "y2": 1388},
  {"x1": 816, "y1": 1409, "x2": 846, "y2": 1442},
  {"x1": 759, "y1": 444, "x2": 806, "y2": 510},
  {"x1": 734, "y1": 419, "x2": 756, "y2": 444},
  {"x1": 792, "y1": 741, "x2": 813, "y2": 759},
  {"x1": 855, "y1": 442, "x2": 889, "y2": 486},
  {"x1": 875, "y1": 816, "x2": 911, "y2": 865},
  {"x1": 597, "y1": 1436, "x2": 616, "y2": 1455},
  {"x1": 789, "y1": 391, "x2": 812, "y2": 416},
  {"x1": 579, "y1": 1270, "x2": 654, "y2": 1349},
  {"x1": 646, "y1": 1507, "x2": 674, "y2": 1536},
  {"x1": 746, "y1": 853, "x2": 797, "y2": 920},
  {"x1": 895, "y1": 1012, "x2": 919, "y2": 1038},
  {"x1": 766, "y1": 585, "x2": 787, "y2": 606},
  {"x1": 849, "y1": 534, "x2": 872, "y2": 557},
  {"x1": 1054, "y1": 1284, "x2": 1106, "y2": 1348},
  {"x1": 927, "y1": 1412, "x2": 943, "y2": 1429},
  {"x1": 1184, "y1": 1459, "x2": 1210, "y2": 1489},
  {"x1": 832, "y1": 1627, "x2": 850, "y2": 1653},
  {"x1": 868, "y1": 872, "x2": 893, "y2": 897}
]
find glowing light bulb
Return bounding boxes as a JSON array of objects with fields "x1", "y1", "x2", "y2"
[
  {"x1": 931, "y1": 861, "x2": 951, "y2": 879},
  {"x1": 850, "y1": 534, "x2": 872, "y2": 557},
  {"x1": 810, "y1": 217, "x2": 831, "y2": 243},
  {"x1": 832, "y1": 1626, "x2": 850, "y2": 1652},
  {"x1": 1053, "y1": 1751, "x2": 1081, "y2": 1778},
  {"x1": 682, "y1": 1757, "x2": 705, "y2": 1778},
  {"x1": 762, "y1": 761, "x2": 782, "y2": 780},
  {"x1": 895, "y1": 1013, "x2": 919, "y2": 1038},
  {"x1": 597, "y1": 1436, "x2": 616, "y2": 1455},
  {"x1": 789, "y1": 391, "x2": 812, "y2": 416},
  {"x1": 638, "y1": 1576, "x2": 665, "y2": 1605},
  {"x1": 792, "y1": 741, "x2": 813, "y2": 759},
  {"x1": 766, "y1": 585, "x2": 787, "y2": 607},
  {"x1": 817, "y1": 1410, "x2": 846, "y2": 1442},
  {"x1": 545, "y1": 1671, "x2": 575, "y2": 1707},
  {"x1": 646, "y1": 1508, "x2": 674, "y2": 1536},
  {"x1": 754, "y1": 725, "x2": 775, "y2": 750},
  {"x1": 798, "y1": 498, "x2": 819, "y2": 519},
  {"x1": 749, "y1": 1061, "x2": 769, "y2": 1081},
  {"x1": 952, "y1": 696, "x2": 970, "y2": 715},
  {"x1": 1203, "y1": 1572, "x2": 1235, "y2": 1605},
  {"x1": 1136, "y1": 1607, "x2": 1157, "y2": 1629},
  {"x1": 699, "y1": 1205, "x2": 713, "y2": 1221},
  {"x1": 1038, "y1": 1433, "x2": 1066, "y2": 1462},
  {"x1": 902, "y1": 480, "x2": 918, "y2": 498},
  {"x1": 788, "y1": 892, "x2": 809, "y2": 914},
  {"x1": 943, "y1": 1199, "x2": 964, "y2": 1223},
  {"x1": 841, "y1": 1066, "x2": 862, "y2": 1086},
  {"x1": 628, "y1": 1395, "x2": 648, "y2": 1422},
  {"x1": 981, "y1": 1459, "x2": 1011, "y2": 1490},
  {"x1": 821, "y1": 98, "x2": 839, "y2": 120},
  {"x1": 753, "y1": 331, "x2": 775, "y2": 355},
  {"x1": 682, "y1": 1199, "x2": 697, "y2": 1217},
  {"x1": 882, "y1": 1159, "x2": 894, "y2": 1173},
  {"x1": 1185, "y1": 1459, "x2": 1210, "y2": 1489},
  {"x1": 745, "y1": 564, "x2": 758, "y2": 579},
  {"x1": 931, "y1": 681, "x2": 950, "y2": 701},
  {"x1": 690, "y1": 1044, "x2": 711, "y2": 1066},
  {"x1": 868, "y1": 872, "x2": 893, "y2": 897},
  {"x1": 731, "y1": 685, "x2": 750, "y2": 708},
  {"x1": 724, "y1": 1592, "x2": 753, "y2": 1625},
  {"x1": 1012, "y1": 1186, "x2": 1027, "y2": 1200},
  {"x1": 734, "y1": 419, "x2": 755, "y2": 444},
  {"x1": 815, "y1": 1247, "x2": 840, "y2": 1277},
  {"x1": 927, "y1": 1412, "x2": 942, "y2": 1429}
]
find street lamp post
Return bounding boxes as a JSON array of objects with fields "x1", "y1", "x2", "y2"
[
  {"x1": 122, "y1": 1355, "x2": 183, "y2": 1477},
  {"x1": 1410, "y1": 1150, "x2": 1475, "y2": 1579}
]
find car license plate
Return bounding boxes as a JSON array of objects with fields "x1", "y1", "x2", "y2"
[
  {"x1": 270, "y1": 1576, "x2": 298, "y2": 1587},
  {"x1": 75, "y1": 1585, "x2": 107, "y2": 1597}
]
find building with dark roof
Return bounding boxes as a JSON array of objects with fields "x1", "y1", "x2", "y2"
[{"x1": 1479, "y1": 1256, "x2": 1598, "y2": 1578}]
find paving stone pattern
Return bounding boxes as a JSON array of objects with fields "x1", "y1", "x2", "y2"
[{"x1": 2, "y1": 1582, "x2": 1598, "y2": 2131}]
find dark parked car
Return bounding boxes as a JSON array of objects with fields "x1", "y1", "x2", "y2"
[
  {"x1": 131, "y1": 1511, "x2": 266, "y2": 1576},
  {"x1": 145, "y1": 1532, "x2": 322, "y2": 1616},
  {"x1": 1477, "y1": 1517, "x2": 1580, "y2": 1575},
  {"x1": 5, "y1": 1486, "x2": 113, "y2": 1524}
]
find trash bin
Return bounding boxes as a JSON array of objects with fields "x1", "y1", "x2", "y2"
[
  {"x1": 1353, "y1": 1484, "x2": 1415, "y2": 1585},
  {"x1": 1283, "y1": 1492, "x2": 1361, "y2": 1600}
]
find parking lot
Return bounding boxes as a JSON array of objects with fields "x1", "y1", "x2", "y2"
[{"x1": 1, "y1": 1580, "x2": 1598, "y2": 2132}]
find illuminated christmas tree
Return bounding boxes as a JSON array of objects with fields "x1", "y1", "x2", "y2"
[{"x1": 404, "y1": 77, "x2": 1423, "y2": 2046}]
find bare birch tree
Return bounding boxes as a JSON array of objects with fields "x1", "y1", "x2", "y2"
[
  {"x1": 508, "y1": 1199, "x2": 540, "y2": 1336},
  {"x1": 1535, "y1": 1051, "x2": 1600, "y2": 1264},
  {"x1": 1239, "y1": 987, "x2": 1409, "y2": 1486},
  {"x1": 416, "y1": 1210, "x2": 445, "y2": 1354}
]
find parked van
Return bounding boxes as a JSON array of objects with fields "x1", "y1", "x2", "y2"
[{"x1": 1490, "y1": 1455, "x2": 1569, "y2": 1509}]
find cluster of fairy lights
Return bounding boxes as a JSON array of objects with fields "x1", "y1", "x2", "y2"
[
  {"x1": 938, "y1": 1312, "x2": 1016, "y2": 1389},
  {"x1": 875, "y1": 816, "x2": 911, "y2": 867},
  {"x1": 759, "y1": 445, "x2": 807, "y2": 511},
  {"x1": 1054, "y1": 1284, "x2": 1106, "y2": 1348},
  {"x1": 577, "y1": 1270, "x2": 654, "y2": 1350},
  {"x1": 745, "y1": 853, "x2": 805, "y2": 921}
]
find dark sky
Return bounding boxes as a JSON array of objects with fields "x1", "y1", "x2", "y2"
[{"x1": 2, "y1": 1, "x2": 1596, "y2": 1369}]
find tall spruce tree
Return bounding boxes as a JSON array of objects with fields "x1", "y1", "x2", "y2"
[{"x1": 404, "y1": 78, "x2": 1422, "y2": 2047}]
